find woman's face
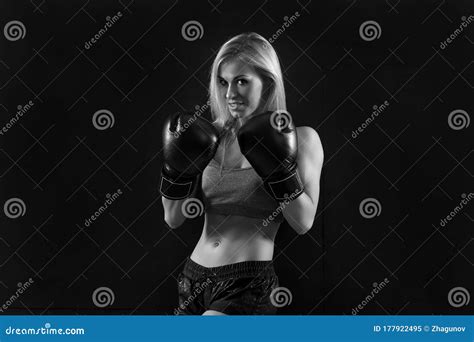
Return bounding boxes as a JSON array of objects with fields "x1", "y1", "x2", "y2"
[{"x1": 218, "y1": 58, "x2": 265, "y2": 119}]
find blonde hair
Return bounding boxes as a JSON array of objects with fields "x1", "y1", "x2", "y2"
[{"x1": 208, "y1": 32, "x2": 287, "y2": 132}]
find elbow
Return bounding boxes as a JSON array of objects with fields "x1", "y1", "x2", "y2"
[
  {"x1": 286, "y1": 211, "x2": 315, "y2": 235},
  {"x1": 300, "y1": 215, "x2": 315, "y2": 234},
  {"x1": 164, "y1": 215, "x2": 185, "y2": 229},
  {"x1": 297, "y1": 225, "x2": 312, "y2": 235},
  {"x1": 294, "y1": 220, "x2": 314, "y2": 235}
]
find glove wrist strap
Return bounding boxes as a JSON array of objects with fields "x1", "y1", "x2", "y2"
[
  {"x1": 160, "y1": 168, "x2": 198, "y2": 200},
  {"x1": 265, "y1": 169, "x2": 304, "y2": 202}
]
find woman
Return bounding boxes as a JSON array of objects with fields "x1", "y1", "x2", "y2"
[{"x1": 160, "y1": 32, "x2": 323, "y2": 315}]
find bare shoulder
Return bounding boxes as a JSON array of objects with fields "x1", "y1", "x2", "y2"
[{"x1": 296, "y1": 126, "x2": 324, "y2": 161}]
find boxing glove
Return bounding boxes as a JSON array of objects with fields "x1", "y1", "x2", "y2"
[
  {"x1": 237, "y1": 111, "x2": 304, "y2": 202},
  {"x1": 160, "y1": 111, "x2": 219, "y2": 200}
]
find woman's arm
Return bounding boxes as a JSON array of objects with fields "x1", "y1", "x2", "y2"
[
  {"x1": 162, "y1": 174, "x2": 205, "y2": 229},
  {"x1": 159, "y1": 111, "x2": 219, "y2": 229},
  {"x1": 282, "y1": 126, "x2": 324, "y2": 235},
  {"x1": 162, "y1": 197, "x2": 187, "y2": 229}
]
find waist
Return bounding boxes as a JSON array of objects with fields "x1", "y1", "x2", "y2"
[
  {"x1": 184, "y1": 256, "x2": 276, "y2": 282},
  {"x1": 192, "y1": 220, "x2": 276, "y2": 267}
]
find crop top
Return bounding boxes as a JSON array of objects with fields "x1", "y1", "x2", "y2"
[{"x1": 201, "y1": 158, "x2": 284, "y2": 224}]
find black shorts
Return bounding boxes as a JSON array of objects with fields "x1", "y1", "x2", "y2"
[{"x1": 175, "y1": 256, "x2": 279, "y2": 315}]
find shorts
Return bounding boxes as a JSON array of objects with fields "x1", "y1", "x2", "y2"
[{"x1": 175, "y1": 256, "x2": 279, "y2": 315}]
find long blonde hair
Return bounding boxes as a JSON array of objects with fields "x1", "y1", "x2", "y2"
[{"x1": 208, "y1": 32, "x2": 287, "y2": 136}]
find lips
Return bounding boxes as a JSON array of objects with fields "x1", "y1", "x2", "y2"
[{"x1": 228, "y1": 102, "x2": 244, "y2": 110}]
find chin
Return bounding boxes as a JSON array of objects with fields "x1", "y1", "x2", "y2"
[{"x1": 230, "y1": 111, "x2": 245, "y2": 118}]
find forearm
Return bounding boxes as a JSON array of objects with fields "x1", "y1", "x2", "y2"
[
  {"x1": 161, "y1": 178, "x2": 202, "y2": 229},
  {"x1": 281, "y1": 191, "x2": 317, "y2": 235},
  {"x1": 162, "y1": 197, "x2": 186, "y2": 229}
]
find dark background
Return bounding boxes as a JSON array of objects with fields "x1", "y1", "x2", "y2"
[{"x1": 0, "y1": 0, "x2": 472, "y2": 315}]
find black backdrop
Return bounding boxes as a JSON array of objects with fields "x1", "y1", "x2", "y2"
[{"x1": 0, "y1": 0, "x2": 472, "y2": 315}]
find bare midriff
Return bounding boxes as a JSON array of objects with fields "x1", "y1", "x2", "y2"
[
  {"x1": 191, "y1": 137, "x2": 281, "y2": 267},
  {"x1": 190, "y1": 213, "x2": 280, "y2": 267}
]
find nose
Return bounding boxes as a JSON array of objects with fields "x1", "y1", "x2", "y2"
[{"x1": 225, "y1": 82, "x2": 238, "y2": 100}]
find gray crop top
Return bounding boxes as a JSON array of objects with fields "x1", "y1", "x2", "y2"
[{"x1": 201, "y1": 158, "x2": 284, "y2": 224}]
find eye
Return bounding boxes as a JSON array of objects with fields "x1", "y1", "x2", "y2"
[
  {"x1": 237, "y1": 79, "x2": 248, "y2": 85},
  {"x1": 219, "y1": 79, "x2": 227, "y2": 86}
]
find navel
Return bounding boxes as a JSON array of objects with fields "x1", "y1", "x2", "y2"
[{"x1": 213, "y1": 240, "x2": 221, "y2": 248}]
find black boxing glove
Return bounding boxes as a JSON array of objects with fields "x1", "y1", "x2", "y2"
[
  {"x1": 237, "y1": 111, "x2": 304, "y2": 202},
  {"x1": 160, "y1": 111, "x2": 219, "y2": 200}
]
